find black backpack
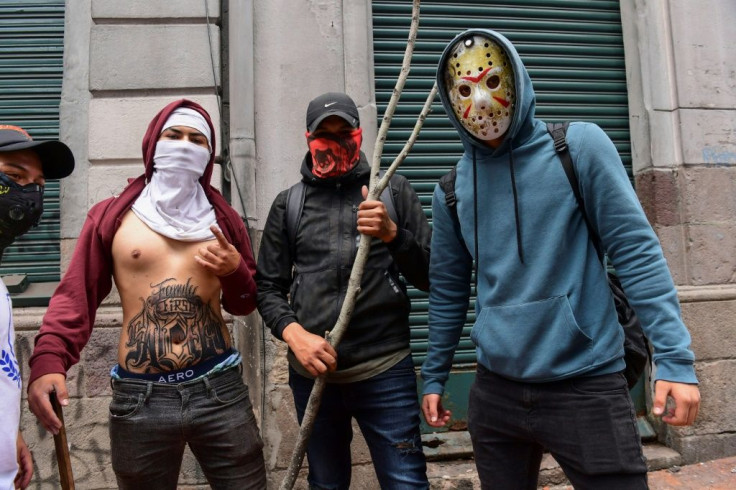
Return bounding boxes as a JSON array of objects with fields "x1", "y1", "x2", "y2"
[
  {"x1": 438, "y1": 122, "x2": 650, "y2": 388},
  {"x1": 285, "y1": 172, "x2": 398, "y2": 257}
]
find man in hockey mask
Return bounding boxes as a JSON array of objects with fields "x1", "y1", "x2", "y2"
[
  {"x1": 0, "y1": 124, "x2": 74, "y2": 489},
  {"x1": 422, "y1": 30, "x2": 699, "y2": 489},
  {"x1": 27, "y1": 100, "x2": 266, "y2": 489}
]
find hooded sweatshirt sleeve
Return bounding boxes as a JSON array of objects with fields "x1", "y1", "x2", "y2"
[
  {"x1": 421, "y1": 184, "x2": 474, "y2": 395},
  {"x1": 217, "y1": 210, "x2": 258, "y2": 316},
  {"x1": 28, "y1": 203, "x2": 114, "y2": 385},
  {"x1": 255, "y1": 190, "x2": 298, "y2": 340},
  {"x1": 570, "y1": 123, "x2": 697, "y2": 384}
]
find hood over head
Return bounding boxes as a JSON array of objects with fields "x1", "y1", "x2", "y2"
[
  {"x1": 141, "y1": 99, "x2": 217, "y2": 184},
  {"x1": 437, "y1": 29, "x2": 536, "y2": 156}
]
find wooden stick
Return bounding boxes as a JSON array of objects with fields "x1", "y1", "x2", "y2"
[
  {"x1": 377, "y1": 82, "x2": 438, "y2": 191},
  {"x1": 50, "y1": 391, "x2": 75, "y2": 490}
]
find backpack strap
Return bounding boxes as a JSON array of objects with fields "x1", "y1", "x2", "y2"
[
  {"x1": 285, "y1": 181, "x2": 306, "y2": 258},
  {"x1": 546, "y1": 122, "x2": 650, "y2": 387},
  {"x1": 546, "y1": 122, "x2": 604, "y2": 259},
  {"x1": 285, "y1": 171, "x2": 398, "y2": 258},
  {"x1": 438, "y1": 166, "x2": 469, "y2": 253},
  {"x1": 380, "y1": 171, "x2": 398, "y2": 225},
  {"x1": 439, "y1": 166, "x2": 458, "y2": 211}
]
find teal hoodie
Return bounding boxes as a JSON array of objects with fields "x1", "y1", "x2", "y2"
[{"x1": 421, "y1": 29, "x2": 697, "y2": 395}]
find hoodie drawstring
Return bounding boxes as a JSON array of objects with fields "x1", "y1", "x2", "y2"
[
  {"x1": 472, "y1": 148, "x2": 479, "y2": 284},
  {"x1": 473, "y1": 146, "x2": 525, "y2": 276},
  {"x1": 509, "y1": 149, "x2": 524, "y2": 264}
]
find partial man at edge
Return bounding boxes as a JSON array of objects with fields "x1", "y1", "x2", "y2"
[{"x1": 0, "y1": 124, "x2": 74, "y2": 489}]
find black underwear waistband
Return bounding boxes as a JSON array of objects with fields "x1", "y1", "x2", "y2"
[{"x1": 114, "y1": 349, "x2": 236, "y2": 384}]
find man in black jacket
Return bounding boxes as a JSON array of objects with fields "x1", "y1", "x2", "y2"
[{"x1": 256, "y1": 92, "x2": 431, "y2": 489}]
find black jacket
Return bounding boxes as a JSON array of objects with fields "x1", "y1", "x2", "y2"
[{"x1": 256, "y1": 152, "x2": 431, "y2": 369}]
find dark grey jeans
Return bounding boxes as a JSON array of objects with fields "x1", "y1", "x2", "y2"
[
  {"x1": 468, "y1": 365, "x2": 648, "y2": 490},
  {"x1": 109, "y1": 366, "x2": 266, "y2": 489}
]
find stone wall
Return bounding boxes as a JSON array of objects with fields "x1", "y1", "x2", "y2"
[{"x1": 621, "y1": 0, "x2": 736, "y2": 463}]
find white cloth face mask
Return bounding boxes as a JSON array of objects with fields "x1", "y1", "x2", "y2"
[{"x1": 131, "y1": 139, "x2": 217, "y2": 241}]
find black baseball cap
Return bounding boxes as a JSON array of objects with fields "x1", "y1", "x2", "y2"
[
  {"x1": 306, "y1": 92, "x2": 360, "y2": 133},
  {"x1": 0, "y1": 125, "x2": 75, "y2": 179}
]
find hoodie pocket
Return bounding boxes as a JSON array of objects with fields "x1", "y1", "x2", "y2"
[{"x1": 470, "y1": 295, "x2": 593, "y2": 381}]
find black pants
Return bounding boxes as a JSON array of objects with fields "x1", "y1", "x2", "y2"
[
  {"x1": 109, "y1": 367, "x2": 266, "y2": 489},
  {"x1": 468, "y1": 365, "x2": 648, "y2": 490}
]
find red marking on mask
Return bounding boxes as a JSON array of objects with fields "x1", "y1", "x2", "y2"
[
  {"x1": 493, "y1": 96, "x2": 510, "y2": 108},
  {"x1": 463, "y1": 104, "x2": 472, "y2": 119},
  {"x1": 461, "y1": 67, "x2": 491, "y2": 84}
]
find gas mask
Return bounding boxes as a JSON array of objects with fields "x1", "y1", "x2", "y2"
[
  {"x1": 445, "y1": 35, "x2": 516, "y2": 142},
  {"x1": 0, "y1": 172, "x2": 44, "y2": 252}
]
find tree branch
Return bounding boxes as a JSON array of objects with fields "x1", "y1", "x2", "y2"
[
  {"x1": 367, "y1": 0, "x2": 422, "y2": 199},
  {"x1": 375, "y1": 82, "x2": 438, "y2": 193}
]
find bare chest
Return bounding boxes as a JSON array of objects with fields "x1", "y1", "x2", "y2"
[
  {"x1": 111, "y1": 212, "x2": 229, "y2": 373},
  {"x1": 112, "y1": 212, "x2": 213, "y2": 272},
  {"x1": 110, "y1": 211, "x2": 221, "y2": 303}
]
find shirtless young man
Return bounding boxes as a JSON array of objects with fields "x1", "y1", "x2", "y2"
[{"x1": 27, "y1": 100, "x2": 266, "y2": 489}]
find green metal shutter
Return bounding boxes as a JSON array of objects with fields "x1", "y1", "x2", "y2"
[
  {"x1": 0, "y1": 1, "x2": 65, "y2": 283},
  {"x1": 373, "y1": 0, "x2": 632, "y2": 368}
]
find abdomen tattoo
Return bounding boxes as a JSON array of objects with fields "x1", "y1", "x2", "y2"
[{"x1": 124, "y1": 278, "x2": 227, "y2": 372}]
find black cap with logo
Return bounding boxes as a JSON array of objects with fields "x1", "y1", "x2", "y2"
[
  {"x1": 306, "y1": 92, "x2": 360, "y2": 133},
  {"x1": 0, "y1": 125, "x2": 75, "y2": 180}
]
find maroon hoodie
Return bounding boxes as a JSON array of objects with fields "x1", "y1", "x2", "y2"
[{"x1": 28, "y1": 99, "x2": 257, "y2": 385}]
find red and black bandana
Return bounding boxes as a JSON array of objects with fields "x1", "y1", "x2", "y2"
[{"x1": 306, "y1": 128, "x2": 363, "y2": 178}]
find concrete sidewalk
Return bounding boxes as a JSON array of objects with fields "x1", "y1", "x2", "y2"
[
  {"x1": 425, "y1": 445, "x2": 736, "y2": 489},
  {"x1": 646, "y1": 456, "x2": 736, "y2": 490},
  {"x1": 541, "y1": 454, "x2": 736, "y2": 490}
]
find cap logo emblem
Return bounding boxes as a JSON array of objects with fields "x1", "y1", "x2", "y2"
[{"x1": 324, "y1": 102, "x2": 338, "y2": 107}]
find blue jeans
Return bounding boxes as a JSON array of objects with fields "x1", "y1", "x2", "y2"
[
  {"x1": 109, "y1": 366, "x2": 266, "y2": 489},
  {"x1": 289, "y1": 355, "x2": 428, "y2": 490},
  {"x1": 468, "y1": 365, "x2": 648, "y2": 490}
]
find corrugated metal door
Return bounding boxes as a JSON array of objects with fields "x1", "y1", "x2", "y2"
[
  {"x1": 373, "y1": 0, "x2": 632, "y2": 367},
  {"x1": 0, "y1": 1, "x2": 65, "y2": 284}
]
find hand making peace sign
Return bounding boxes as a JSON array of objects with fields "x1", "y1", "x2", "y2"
[{"x1": 194, "y1": 225, "x2": 241, "y2": 276}]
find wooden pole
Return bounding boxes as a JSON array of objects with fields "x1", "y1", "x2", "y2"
[{"x1": 51, "y1": 391, "x2": 75, "y2": 490}]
